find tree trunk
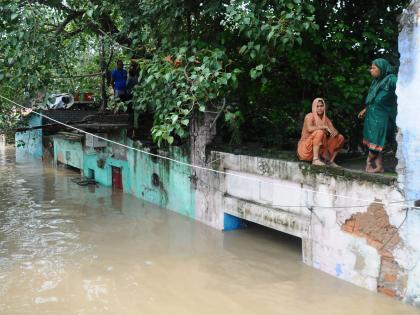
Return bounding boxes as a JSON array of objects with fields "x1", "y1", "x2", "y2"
[{"x1": 99, "y1": 37, "x2": 108, "y2": 112}]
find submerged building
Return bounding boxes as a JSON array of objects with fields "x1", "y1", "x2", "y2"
[
  {"x1": 14, "y1": 106, "x2": 420, "y2": 307},
  {"x1": 14, "y1": 2, "x2": 420, "y2": 308}
]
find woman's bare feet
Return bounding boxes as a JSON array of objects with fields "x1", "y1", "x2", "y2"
[
  {"x1": 328, "y1": 161, "x2": 339, "y2": 167},
  {"x1": 366, "y1": 163, "x2": 374, "y2": 172},
  {"x1": 312, "y1": 158, "x2": 325, "y2": 166},
  {"x1": 366, "y1": 157, "x2": 374, "y2": 172},
  {"x1": 367, "y1": 167, "x2": 384, "y2": 173}
]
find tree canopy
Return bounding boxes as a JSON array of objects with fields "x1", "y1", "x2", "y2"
[{"x1": 0, "y1": 0, "x2": 408, "y2": 148}]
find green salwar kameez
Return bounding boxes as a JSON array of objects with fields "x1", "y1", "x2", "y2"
[{"x1": 363, "y1": 59, "x2": 398, "y2": 153}]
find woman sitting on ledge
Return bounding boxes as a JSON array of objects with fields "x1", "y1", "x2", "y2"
[{"x1": 297, "y1": 98, "x2": 345, "y2": 166}]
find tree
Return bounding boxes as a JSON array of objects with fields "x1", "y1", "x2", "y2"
[
  {"x1": 0, "y1": 0, "x2": 408, "y2": 149},
  {"x1": 128, "y1": 0, "x2": 318, "y2": 145},
  {"x1": 0, "y1": 0, "x2": 123, "y2": 114}
]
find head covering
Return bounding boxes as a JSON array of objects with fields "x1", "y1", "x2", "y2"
[
  {"x1": 373, "y1": 58, "x2": 394, "y2": 79},
  {"x1": 311, "y1": 97, "x2": 328, "y2": 127},
  {"x1": 366, "y1": 58, "x2": 396, "y2": 105}
]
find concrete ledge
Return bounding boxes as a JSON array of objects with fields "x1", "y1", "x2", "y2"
[
  {"x1": 224, "y1": 196, "x2": 310, "y2": 238},
  {"x1": 216, "y1": 151, "x2": 396, "y2": 186},
  {"x1": 299, "y1": 163, "x2": 396, "y2": 186}
]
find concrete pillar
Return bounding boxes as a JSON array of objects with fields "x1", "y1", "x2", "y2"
[
  {"x1": 396, "y1": 1, "x2": 420, "y2": 200},
  {"x1": 396, "y1": 1, "x2": 420, "y2": 306},
  {"x1": 190, "y1": 111, "x2": 225, "y2": 229}
]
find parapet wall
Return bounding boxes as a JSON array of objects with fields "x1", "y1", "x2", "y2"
[
  {"x1": 196, "y1": 151, "x2": 420, "y2": 305},
  {"x1": 395, "y1": 1, "x2": 420, "y2": 306}
]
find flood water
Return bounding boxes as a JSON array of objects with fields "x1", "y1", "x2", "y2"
[{"x1": 0, "y1": 146, "x2": 418, "y2": 315}]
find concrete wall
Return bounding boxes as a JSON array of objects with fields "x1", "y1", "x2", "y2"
[
  {"x1": 82, "y1": 135, "x2": 130, "y2": 189},
  {"x1": 53, "y1": 134, "x2": 196, "y2": 220},
  {"x1": 127, "y1": 141, "x2": 195, "y2": 218},
  {"x1": 15, "y1": 115, "x2": 43, "y2": 160},
  {"x1": 195, "y1": 151, "x2": 420, "y2": 304},
  {"x1": 53, "y1": 136, "x2": 83, "y2": 170},
  {"x1": 396, "y1": 1, "x2": 420, "y2": 306}
]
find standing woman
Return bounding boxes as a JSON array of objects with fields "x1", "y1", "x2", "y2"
[{"x1": 358, "y1": 58, "x2": 398, "y2": 173}]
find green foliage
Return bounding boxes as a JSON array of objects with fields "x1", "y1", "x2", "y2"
[
  {"x1": 230, "y1": 0, "x2": 406, "y2": 149},
  {"x1": 133, "y1": 46, "x2": 240, "y2": 146},
  {"x1": 126, "y1": 0, "x2": 319, "y2": 145},
  {"x1": 0, "y1": 0, "x2": 408, "y2": 149},
  {"x1": 0, "y1": 0, "x2": 123, "y2": 127}
]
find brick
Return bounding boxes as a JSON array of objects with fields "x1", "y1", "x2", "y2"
[
  {"x1": 341, "y1": 206, "x2": 404, "y2": 296},
  {"x1": 384, "y1": 273, "x2": 397, "y2": 283},
  {"x1": 367, "y1": 237, "x2": 383, "y2": 249},
  {"x1": 353, "y1": 220, "x2": 361, "y2": 233},
  {"x1": 379, "y1": 249, "x2": 394, "y2": 259},
  {"x1": 341, "y1": 224, "x2": 354, "y2": 233},
  {"x1": 381, "y1": 257, "x2": 398, "y2": 271},
  {"x1": 378, "y1": 287, "x2": 396, "y2": 298},
  {"x1": 346, "y1": 219, "x2": 355, "y2": 228}
]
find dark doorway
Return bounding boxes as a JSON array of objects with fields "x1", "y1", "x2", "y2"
[
  {"x1": 112, "y1": 166, "x2": 123, "y2": 190},
  {"x1": 223, "y1": 214, "x2": 302, "y2": 260},
  {"x1": 88, "y1": 168, "x2": 95, "y2": 180}
]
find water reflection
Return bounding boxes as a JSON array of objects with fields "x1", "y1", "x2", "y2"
[{"x1": 0, "y1": 146, "x2": 418, "y2": 314}]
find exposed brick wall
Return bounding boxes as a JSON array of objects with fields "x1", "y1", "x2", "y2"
[{"x1": 341, "y1": 203, "x2": 406, "y2": 299}]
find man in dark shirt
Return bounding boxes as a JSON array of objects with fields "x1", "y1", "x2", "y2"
[
  {"x1": 127, "y1": 57, "x2": 140, "y2": 98},
  {"x1": 110, "y1": 60, "x2": 127, "y2": 99}
]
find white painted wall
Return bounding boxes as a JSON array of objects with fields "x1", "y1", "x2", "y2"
[
  {"x1": 396, "y1": 1, "x2": 420, "y2": 306},
  {"x1": 195, "y1": 151, "x2": 420, "y2": 305}
]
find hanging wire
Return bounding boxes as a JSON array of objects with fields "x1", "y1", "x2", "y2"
[{"x1": 1, "y1": 94, "x2": 419, "y2": 210}]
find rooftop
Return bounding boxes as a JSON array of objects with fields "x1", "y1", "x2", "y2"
[{"x1": 211, "y1": 145, "x2": 397, "y2": 186}]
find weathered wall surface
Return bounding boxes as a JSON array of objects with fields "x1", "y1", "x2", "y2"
[
  {"x1": 195, "y1": 151, "x2": 419, "y2": 302},
  {"x1": 53, "y1": 136, "x2": 83, "y2": 170},
  {"x1": 53, "y1": 134, "x2": 196, "y2": 220},
  {"x1": 396, "y1": 1, "x2": 420, "y2": 307},
  {"x1": 190, "y1": 113, "x2": 224, "y2": 229},
  {"x1": 126, "y1": 140, "x2": 195, "y2": 218},
  {"x1": 82, "y1": 134, "x2": 130, "y2": 190},
  {"x1": 15, "y1": 115, "x2": 43, "y2": 160}
]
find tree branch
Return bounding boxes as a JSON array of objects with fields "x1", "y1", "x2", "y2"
[{"x1": 56, "y1": 11, "x2": 83, "y2": 35}]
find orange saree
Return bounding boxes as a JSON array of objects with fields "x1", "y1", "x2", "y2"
[{"x1": 297, "y1": 98, "x2": 345, "y2": 161}]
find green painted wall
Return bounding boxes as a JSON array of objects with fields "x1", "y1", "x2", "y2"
[
  {"x1": 127, "y1": 140, "x2": 195, "y2": 218},
  {"x1": 15, "y1": 115, "x2": 43, "y2": 160},
  {"x1": 53, "y1": 137, "x2": 83, "y2": 169},
  {"x1": 53, "y1": 133, "x2": 196, "y2": 219},
  {"x1": 83, "y1": 150, "x2": 130, "y2": 192}
]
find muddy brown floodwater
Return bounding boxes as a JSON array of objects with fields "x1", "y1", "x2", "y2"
[{"x1": 0, "y1": 146, "x2": 418, "y2": 315}]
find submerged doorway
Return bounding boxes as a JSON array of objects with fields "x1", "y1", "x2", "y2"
[
  {"x1": 223, "y1": 213, "x2": 302, "y2": 260},
  {"x1": 112, "y1": 166, "x2": 123, "y2": 190}
]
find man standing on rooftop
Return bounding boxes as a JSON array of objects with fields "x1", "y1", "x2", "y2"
[
  {"x1": 127, "y1": 57, "x2": 140, "y2": 99},
  {"x1": 110, "y1": 60, "x2": 127, "y2": 100}
]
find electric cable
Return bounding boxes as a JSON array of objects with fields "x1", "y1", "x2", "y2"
[{"x1": 1, "y1": 93, "x2": 418, "y2": 210}]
